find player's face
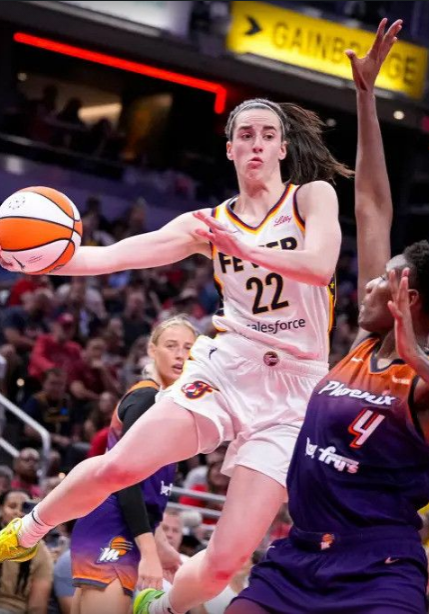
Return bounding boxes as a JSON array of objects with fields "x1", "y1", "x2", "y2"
[
  {"x1": 150, "y1": 325, "x2": 196, "y2": 388},
  {"x1": 227, "y1": 109, "x2": 286, "y2": 183},
  {"x1": 358, "y1": 255, "x2": 407, "y2": 332}
]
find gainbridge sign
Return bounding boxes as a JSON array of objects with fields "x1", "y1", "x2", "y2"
[{"x1": 227, "y1": 1, "x2": 428, "y2": 99}]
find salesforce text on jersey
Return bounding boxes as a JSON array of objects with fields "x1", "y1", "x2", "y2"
[{"x1": 247, "y1": 318, "x2": 306, "y2": 334}]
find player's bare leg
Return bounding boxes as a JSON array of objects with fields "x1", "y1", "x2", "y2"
[
  {"x1": 79, "y1": 580, "x2": 131, "y2": 614},
  {"x1": 139, "y1": 466, "x2": 286, "y2": 614},
  {"x1": 0, "y1": 400, "x2": 206, "y2": 556}
]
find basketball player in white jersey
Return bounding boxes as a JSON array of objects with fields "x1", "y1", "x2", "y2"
[{"x1": 0, "y1": 99, "x2": 351, "y2": 614}]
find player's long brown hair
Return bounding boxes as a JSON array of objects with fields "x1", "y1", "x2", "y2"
[{"x1": 225, "y1": 98, "x2": 353, "y2": 184}]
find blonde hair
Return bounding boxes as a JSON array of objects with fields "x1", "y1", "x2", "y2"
[{"x1": 149, "y1": 315, "x2": 198, "y2": 346}]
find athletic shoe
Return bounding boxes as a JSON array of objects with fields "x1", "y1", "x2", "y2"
[
  {"x1": 133, "y1": 588, "x2": 166, "y2": 613},
  {"x1": 0, "y1": 519, "x2": 38, "y2": 562}
]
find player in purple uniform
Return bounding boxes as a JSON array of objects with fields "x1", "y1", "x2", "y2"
[
  {"x1": 226, "y1": 18, "x2": 429, "y2": 614},
  {"x1": 71, "y1": 316, "x2": 197, "y2": 614}
]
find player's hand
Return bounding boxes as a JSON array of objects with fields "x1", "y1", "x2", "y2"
[
  {"x1": 388, "y1": 268, "x2": 419, "y2": 366},
  {"x1": 136, "y1": 553, "x2": 164, "y2": 591},
  {"x1": 193, "y1": 211, "x2": 250, "y2": 261},
  {"x1": 156, "y1": 539, "x2": 182, "y2": 583},
  {"x1": 346, "y1": 18, "x2": 402, "y2": 92}
]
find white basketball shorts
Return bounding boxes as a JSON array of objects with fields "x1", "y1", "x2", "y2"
[{"x1": 164, "y1": 332, "x2": 328, "y2": 486}]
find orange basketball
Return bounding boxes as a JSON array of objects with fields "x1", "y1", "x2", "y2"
[{"x1": 0, "y1": 186, "x2": 82, "y2": 273}]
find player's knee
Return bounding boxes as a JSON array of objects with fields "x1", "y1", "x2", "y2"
[{"x1": 93, "y1": 455, "x2": 136, "y2": 489}]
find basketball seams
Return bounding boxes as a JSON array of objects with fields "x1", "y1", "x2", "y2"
[
  {"x1": 0, "y1": 216, "x2": 74, "y2": 234},
  {"x1": 0, "y1": 187, "x2": 82, "y2": 273},
  {"x1": 35, "y1": 241, "x2": 76, "y2": 274},
  {"x1": 2, "y1": 238, "x2": 74, "y2": 253},
  {"x1": 21, "y1": 187, "x2": 76, "y2": 222}
]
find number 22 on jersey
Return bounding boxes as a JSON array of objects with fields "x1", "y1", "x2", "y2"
[{"x1": 348, "y1": 409, "x2": 386, "y2": 449}]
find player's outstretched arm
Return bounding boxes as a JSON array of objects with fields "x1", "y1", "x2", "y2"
[
  {"x1": 0, "y1": 209, "x2": 211, "y2": 276},
  {"x1": 348, "y1": 18, "x2": 402, "y2": 304},
  {"x1": 58, "y1": 209, "x2": 211, "y2": 276},
  {"x1": 194, "y1": 180, "x2": 340, "y2": 287}
]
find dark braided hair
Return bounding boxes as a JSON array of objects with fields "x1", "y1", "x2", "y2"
[
  {"x1": 404, "y1": 240, "x2": 429, "y2": 314},
  {"x1": 225, "y1": 98, "x2": 353, "y2": 184},
  {"x1": 0, "y1": 489, "x2": 33, "y2": 594}
]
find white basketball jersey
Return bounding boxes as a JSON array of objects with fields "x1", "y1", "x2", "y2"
[{"x1": 211, "y1": 182, "x2": 335, "y2": 362}]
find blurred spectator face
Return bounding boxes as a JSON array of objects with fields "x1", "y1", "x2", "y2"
[
  {"x1": 130, "y1": 336, "x2": 148, "y2": 362},
  {"x1": 149, "y1": 324, "x2": 196, "y2": 388},
  {"x1": 69, "y1": 278, "x2": 87, "y2": 306},
  {"x1": 0, "y1": 466, "x2": 13, "y2": 494},
  {"x1": 98, "y1": 391, "x2": 117, "y2": 418},
  {"x1": 86, "y1": 196, "x2": 101, "y2": 216},
  {"x1": 41, "y1": 476, "x2": 62, "y2": 498},
  {"x1": 206, "y1": 445, "x2": 227, "y2": 468},
  {"x1": 128, "y1": 201, "x2": 146, "y2": 229},
  {"x1": 108, "y1": 317, "x2": 125, "y2": 339},
  {"x1": 52, "y1": 313, "x2": 76, "y2": 341},
  {"x1": 14, "y1": 448, "x2": 40, "y2": 481},
  {"x1": 161, "y1": 511, "x2": 183, "y2": 551},
  {"x1": 125, "y1": 291, "x2": 146, "y2": 316},
  {"x1": 23, "y1": 288, "x2": 54, "y2": 315},
  {"x1": 43, "y1": 369, "x2": 66, "y2": 400},
  {"x1": 1, "y1": 490, "x2": 30, "y2": 525},
  {"x1": 85, "y1": 338, "x2": 106, "y2": 362},
  {"x1": 207, "y1": 460, "x2": 229, "y2": 493}
]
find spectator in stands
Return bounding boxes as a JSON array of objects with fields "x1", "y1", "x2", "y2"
[
  {"x1": 7, "y1": 275, "x2": 50, "y2": 307},
  {"x1": 55, "y1": 277, "x2": 106, "y2": 339},
  {"x1": 54, "y1": 98, "x2": 86, "y2": 151},
  {"x1": 0, "y1": 288, "x2": 53, "y2": 356},
  {"x1": 23, "y1": 368, "x2": 80, "y2": 457},
  {"x1": 183, "y1": 445, "x2": 228, "y2": 491},
  {"x1": 102, "y1": 317, "x2": 126, "y2": 371},
  {"x1": 81, "y1": 211, "x2": 115, "y2": 248},
  {"x1": 51, "y1": 521, "x2": 76, "y2": 614},
  {"x1": 120, "y1": 290, "x2": 152, "y2": 351},
  {"x1": 123, "y1": 198, "x2": 148, "y2": 237},
  {"x1": 83, "y1": 391, "x2": 118, "y2": 443},
  {"x1": 0, "y1": 489, "x2": 53, "y2": 614},
  {"x1": 84, "y1": 195, "x2": 111, "y2": 233},
  {"x1": 26, "y1": 84, "x2": 58, "y2": 143},
  {"x1": 86, "y1": 426, "x2": 109, "y2": 458},
  {"x1": 0, "y1": 466, "x2": 13, "y2": 495},
  {"x1": 121, "y1": 335, "x2": 149, "y2": 389},
  {"x1": 69, "y1": 337, "x2": 121, "y2": 413},
  {"x1": 11, "y1": 448, "x2": 42, "y2": 500},
  {"x1": 160, "y1": 509, "x2": 185, "y2": 555},
  {"x1": 179, "y1": 447, "x2": 229, "y2": 524},
  {"x1": 28, "y1": 313, "x2": 82, "y2": 384}
]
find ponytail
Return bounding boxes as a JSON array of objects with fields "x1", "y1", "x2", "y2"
[{"x1": 280, "y1": 103, "x2": 353, "y2": 184}]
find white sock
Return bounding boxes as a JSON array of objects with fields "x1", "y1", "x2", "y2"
[
  {"x1": 149, "y1": 593, "x2": 184, "y2": 614},
  {"x1": 18, "y1": 505, "x2": 54, "y2": 548}
]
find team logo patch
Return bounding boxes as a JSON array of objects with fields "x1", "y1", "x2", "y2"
[
  {"x1": 263, "y1": 350, "x2": 279, "y2": 366},
  {"x1": 320, "y1": 533, "x2": 335, "y2": 550},
  {"x1": 97, "y1": 536, "x2": 134, "y2": 563},
  {"x1": 181, "y1": 381, "x2": 214, "y2": 399}
]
